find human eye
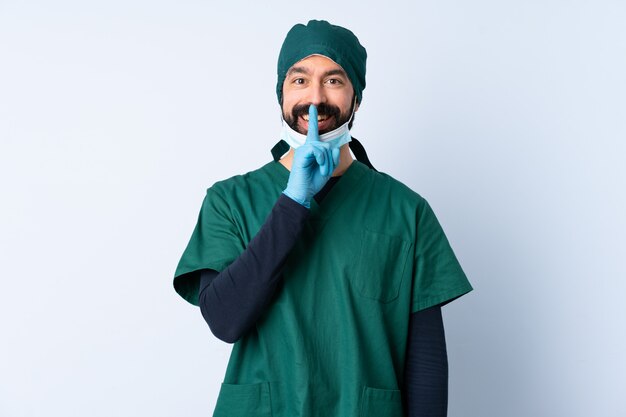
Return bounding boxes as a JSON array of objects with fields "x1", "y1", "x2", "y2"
[
  {"x1": 292, "y1": 77, "x2": 306, "y2": 85},
  {"x1": 325, "y1": 78, "x2": 344, "y2": 86}
]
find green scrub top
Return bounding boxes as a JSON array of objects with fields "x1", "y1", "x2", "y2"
[{"x1": 174, "y1": 160, "x2": 472, "y2": 417}]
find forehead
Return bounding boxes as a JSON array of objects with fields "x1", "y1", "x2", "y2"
[{"x1": 286, "y1": 54, "x2": 347, "y2": 76}]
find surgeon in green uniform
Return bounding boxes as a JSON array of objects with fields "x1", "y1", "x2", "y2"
[{"x1": 174, "y1": 20, "x2": 472, "y2": 417}]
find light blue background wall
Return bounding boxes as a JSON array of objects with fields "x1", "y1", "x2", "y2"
[{"x1": 1, "y1": 1, "x2": 624, "y2": 416}]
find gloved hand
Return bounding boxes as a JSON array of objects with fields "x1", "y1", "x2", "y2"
[{"x1": 283, "y1": 104, "x2": 340, "y2": 208}]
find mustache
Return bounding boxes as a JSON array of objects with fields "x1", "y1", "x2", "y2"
[{"x1": 291, "y1": 103, "x2": 341, "y2": 121}]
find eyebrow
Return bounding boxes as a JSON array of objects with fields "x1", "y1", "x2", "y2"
[
  {"x1": 323, "y1": 69, "x2": 348, "y2": 78},
  {"x1": 286, "y1": 66, "x2": 311, "y2": 76},
  {"x1": 286, "y1": 67, "x2": 348, "y2": 78}
]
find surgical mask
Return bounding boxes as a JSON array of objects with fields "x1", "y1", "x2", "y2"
[{"x1": 279, "y1": 115, "x2": 353, "y2": 150}]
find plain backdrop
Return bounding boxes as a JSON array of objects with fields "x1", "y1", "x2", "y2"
[{"x1": 1, "y1": 1, "x2": 625, "y2": 416}]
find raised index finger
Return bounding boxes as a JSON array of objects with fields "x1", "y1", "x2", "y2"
[{"x1": 306, "y1": 104, "x2": 319, "y2": 142}]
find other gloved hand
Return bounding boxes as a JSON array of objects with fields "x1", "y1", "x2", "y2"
[{"x1": 283, "y1": 104, "x2": 340, "y2": 208}]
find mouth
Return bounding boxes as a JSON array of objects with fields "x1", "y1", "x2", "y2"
[
  {"x1": 302, "y1": 113, "x2": 329, "y2": 122},
  {"x1": 299, "y1": 114, "x2": 334, "y2": 134}
]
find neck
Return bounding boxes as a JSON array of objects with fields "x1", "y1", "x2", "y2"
[{"x1": 279, "y1": 143, "x2": 354, "y2": 176}]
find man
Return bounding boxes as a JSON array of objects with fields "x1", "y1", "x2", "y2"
[{"x1": 174, "y1": 20, "x2": 472, "y2": 417}]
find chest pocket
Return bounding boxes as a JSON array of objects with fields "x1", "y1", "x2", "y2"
[{"x1": 352, "y1": 230, "x2": 411, "y2": 303}]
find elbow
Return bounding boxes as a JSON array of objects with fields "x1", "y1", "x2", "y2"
[
  {"x1": 209, "y1": 322, "x2": 242, "y2": 344},
  {"x1": 199, "y1": 292, "x2": 242, "y2": 344}
]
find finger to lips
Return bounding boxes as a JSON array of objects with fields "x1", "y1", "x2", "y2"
[{"x1": 306, "y1": 104, "x2": 319, "y2": 141}]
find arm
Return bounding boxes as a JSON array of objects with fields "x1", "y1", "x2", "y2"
[
  {"x1": 404, "y1": 305, "x2": 448, "y2": 417},
  {"x1": 198, "y1": 194, "x2": 309, "y2": 343}
]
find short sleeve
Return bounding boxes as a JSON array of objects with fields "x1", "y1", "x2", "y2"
[
  {"x1": 411, "y1": 200, "x2": 473, "y2": 313},
  {"x1": 173, "y1": 188, "x2": 245, "y2": 306}
]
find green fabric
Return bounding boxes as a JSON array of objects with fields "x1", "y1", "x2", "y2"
[
  {"x1": 276, "y1": 20, "x2": 367, "y2": 105},
  {"x1": 174, "y1": 160, "x2": 472, "y2": 416}
]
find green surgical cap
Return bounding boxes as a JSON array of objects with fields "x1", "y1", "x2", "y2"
[{"x1": 276, "y1": 20, "x2": 367, "y2": 105}]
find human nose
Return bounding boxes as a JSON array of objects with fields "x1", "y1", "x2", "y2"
[{"x1": 307, "y1": 81, "x2": 326, "y2": 106}]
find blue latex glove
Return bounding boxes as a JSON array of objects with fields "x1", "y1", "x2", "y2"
[{"x1": 283, "y1": 104, "x2": 341, "y2": 208}]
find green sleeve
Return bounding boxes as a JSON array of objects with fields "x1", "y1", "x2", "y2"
[
  {"x1": 173, "y1": 187, "x2": 245, "y2": 306},
  {"x1": 411, "y1": 200, "x2": 473, "y2": 313}
]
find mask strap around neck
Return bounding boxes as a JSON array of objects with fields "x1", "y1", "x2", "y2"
[
  {"x1": 271, "y1": 140, "x2": 291, "y2": 162},
  {"x1": 271, "y1": 138, "x2": 376, "y2": 171}
]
